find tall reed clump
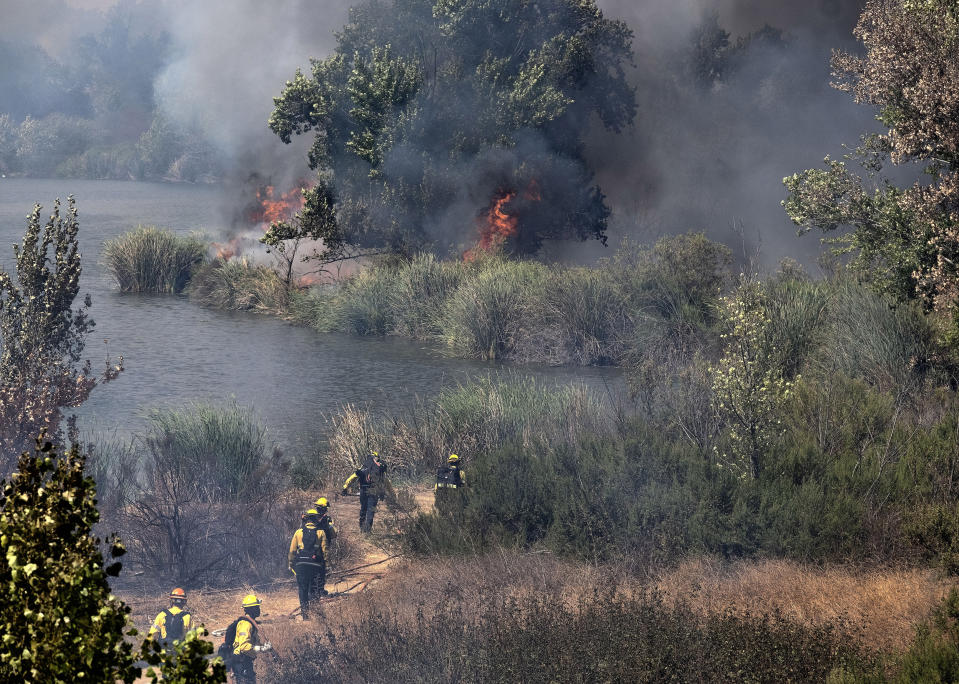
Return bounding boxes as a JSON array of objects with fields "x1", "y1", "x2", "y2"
[
  {"x1": 291, "y1": 265, "x2": 398, "y2": 335},
  {"x1": 102, "y1": 226, "x2": 206, "y2": 293},
  {"x1": 187, "y1": 258, "x2": 290, "y2": 313},
  {"x1": 391, "y1": 253, "x2": 464, "y2": 338},
  {"x1": 440, "y1": 256, "x2": 548, "y2": 360}
]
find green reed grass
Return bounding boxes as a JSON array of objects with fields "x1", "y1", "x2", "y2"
[
  {"x1": 102, "y1": 226, "x2": 206, "y2": 293},
  {"x1": 187, "y1": 258, "x2": 290, "y2": 313}
]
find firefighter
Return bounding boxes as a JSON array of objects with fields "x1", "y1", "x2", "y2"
[
  {"x1": 434, "y1": 453, "x2": 466, "y2": 516},
  {"x1": 342, "y1": 450, "x2": 394, "y2": 533},
  {"x1": 305, "y1": 497, "x2": 338, "y2": 544},
  {"x1": 288, "y1": 508, "x2": 328, "y2": 620},
  {"x1": 148, "y1": 587, "x2": 192, "y2": 650},
  {"x1": 221, "y1": 594, "x2": 269, "y2": 684}
]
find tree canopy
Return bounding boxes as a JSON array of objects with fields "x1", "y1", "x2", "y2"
[
  {"x1": 0, "y1": 198, "x2": 122, "y2": 470},
  {"x1": 783, "y1": 0, "x2": 959, "y2": 318},
  {"x1": 268, "y1": 0, "x2": 636, "y2": 258}
]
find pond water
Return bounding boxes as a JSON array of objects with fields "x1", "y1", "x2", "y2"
[{"x1": 0, "y1": 178, "x2": 624, "y2": 452}]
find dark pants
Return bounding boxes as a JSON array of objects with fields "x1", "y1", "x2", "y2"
[
  {"x1": 229, "y1": 654, "x2": 256, "y2": 684},
  {"x1": 294, "y1": 562, "x2": 326, "y2": 618},
  {"x1": 359, "y1": 489, "x2": 378, "y2": 532}
]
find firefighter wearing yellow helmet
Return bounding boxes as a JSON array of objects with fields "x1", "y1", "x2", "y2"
[
  {"x1": 434, "y1": 454, "x2": 466, "y2": 516},
  {"x1": 303, "y1": 496, "x2": 338, "y2": 545},
  {"x1": 288, "y1": 508, "x2": 328, "y2": 620},
  {"x1": 148, "y1": 587, "x2": 192, "y2": 650},
  {"x1": 342, "y1": 450, "x2": 394, "y2": 533},
  {"x1": 218, "y1": 594, "x2": 269, "y2": 684}
]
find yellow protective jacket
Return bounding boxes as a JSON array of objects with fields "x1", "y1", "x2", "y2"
[
  {"x1": 343, "y1": 468, "x2": 394, "y2": 499},
  {"x1": 288, "y1": 522, "x2": 328, "y2": 569},
  {"x1": 148, "y1": 605, "x2": 191, "y2": 640},
  {"x1": 233, "y1": 616, "x2": 259, "y2": 656}
]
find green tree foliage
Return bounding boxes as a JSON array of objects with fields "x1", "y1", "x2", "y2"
[
  {"x1": 711, "y1": 277, "x2": 793, "y2": 479},
  {"x1": 783, "y1": 0, "x2": 959, "y2": 317},
  {"x1": 140, "y1": 628, "x2": 226, "y2": 684},
  {"x1": 0, "y1": 437, "x2": 226, "y2": 683},
  {"x1": 0, "y1": 198, "x2": 122, "y2": 469},
  {"x1": 268, "y1": 0, "x2": 636, "y2": 258},
  {"x1": 0, "y1": 438, "x2": 135, "y2": 682}
]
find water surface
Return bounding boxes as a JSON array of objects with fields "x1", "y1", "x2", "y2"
[{"x1": 0, "y1": 178, "x2": 623, "y2": 452}]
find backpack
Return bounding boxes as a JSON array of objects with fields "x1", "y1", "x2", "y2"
[
  {"x1": 436, "y1": 465, "x2": 462, "y2": 487},
  {"x1": 294, "y1": 525, "x2": 323, "y2": 565},
  {"x1": 162, "y1": 608, "x2": 187, "y2": 642},
  {"x1": 217, "y1": 615, "x2": 257, "y2": 661},
  {"x1": 357, "y1": 456, "x2": 376, "y2": 486},
  {"x1": 319, "y1": 514, "x2": 337, "y2": 542}
]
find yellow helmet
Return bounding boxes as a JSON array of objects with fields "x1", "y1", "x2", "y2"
[
  {"x1": 242, "y1": 594, "x2": 261, "y2": 609},
  {"x1": 448, "y1": 454, "x2": 459, "y2": 463},
  {"x1": 314, "y1": 497, "x2": 329, "y2": 508},
  {"x1": 305, "y1": 508, "x2": 319, "y2": 516}
]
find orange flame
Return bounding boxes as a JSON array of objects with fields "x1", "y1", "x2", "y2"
[
  {"x1": 464, "y1": 181, "x2": 541, "y2": 260},
  {"x1": 478, "y1": 191, "x2": 518, "y2": 250},
  {"x1": 249, "y1": 184, "x2": 306, "y2": 228},
  {"x1": 212, "y1": 236, "x2": 241, "y2": 260}
]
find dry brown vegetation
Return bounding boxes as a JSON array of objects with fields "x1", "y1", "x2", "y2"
[
  {"x1": 651, "y1": 557, "x2": 951, "y2": 652},
  {"x1": 122, "y1": 550, "x2": 953, "y2": 683}
]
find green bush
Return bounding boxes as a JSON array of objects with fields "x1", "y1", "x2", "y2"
[
  {"x1": 0, "y1": 438, "x2": 226, "y2": 683},
  {"x1": 406, "y1": 371, "x2": 959, "y2": 567},
  {"x1": 188, "y1": 258, "x2": 289, "y2": 312},
  {"x1": 441, "y1": 256, "x2": 548, "y2": 360},
  {"x1": 102, "y1": 226, "x2": 206, "y2": 294},
  {"x1": 390, "y1": 253, "x2": 464, "y2": 338},
  {"x1": 0, "y1": 439, "x2": 136, "y2": 682}
]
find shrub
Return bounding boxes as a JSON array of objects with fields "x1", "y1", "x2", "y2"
[
  {"x1": 441, "y1": 256, "x2": 548, "y2": 360},
  {"x1": 528, "y1": 266, "x2": 631, "y2": 365},
  {"x1": 390, "y1": 253, "x2": 463, "y2": 338},
  {"x1": 809, "y1": 277, "x2": 937, "y2": 392},
  {"x1": 102, "y1": 226, "x2": 206, "y2": 294},
  {"x1": 0, "y1": 439, "x2": 136, "y2": 682},
  {"x1": 188, "y1": 258, "x2": 290, "y2": 313},
  {"x1": 0, "y1": 437, "x2": 225, "y2": 683},
  {"x1": 321, "y1": 376, "x2": 610, "y2": 484},
  {"x1": 116, "y1": 402, "x2": 293, "y2": 585}
]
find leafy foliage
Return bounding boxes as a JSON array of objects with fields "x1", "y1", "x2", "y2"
[
  {"x1": 783, "y1": 0, "x2": 959, "y2": 320},
  {"x1": 268, "y1": 0, "x2": 635, "y2": 257},
  {"x1": 0, "y1": 438, "x2": 136, "y2": 682},
  {"x1": 711, "y1": 277, "x2": 793, "y2": 479},
  {"x1": 0, "y1": 198, "x2": 121, "y2": 469}
]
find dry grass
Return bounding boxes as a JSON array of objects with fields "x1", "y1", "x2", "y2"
[
  {"x1": 121, "y1": 552, "x2": 951, "y2": 682},
  {"x1": 652, "y1": 557, "x2": 951, "y2": 652}
]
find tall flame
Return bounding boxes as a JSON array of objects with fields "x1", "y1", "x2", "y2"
[
  {"x1": 478, "y1": 191, "x2": 518, "y2": 251},
  {"x1": 248, "y1": 184, "x2": 306, "y2": 226},
  {"x1": 464, "y1": 181, "x2": 541, "y2": 260},
  {"x1": 214, "y1": 182, "x2": 310, "y2": 260}
]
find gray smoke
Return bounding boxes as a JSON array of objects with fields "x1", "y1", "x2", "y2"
[
  {"x1": 7, "y1": 0, "x2": 874, "y2": 265},
  {"x1": 576, "y1": 0, "x2": 874, "y2": 268}
]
